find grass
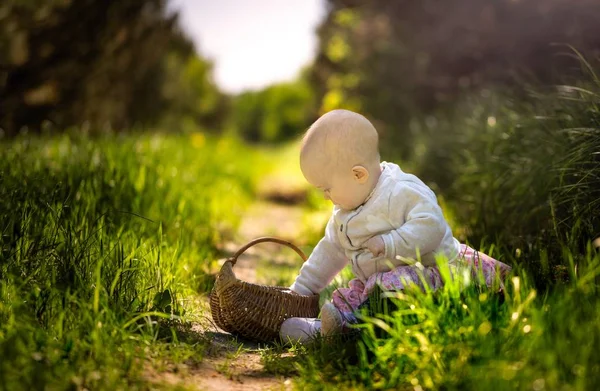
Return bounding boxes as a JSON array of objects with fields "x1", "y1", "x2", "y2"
[
  {"x1": 1, "y1": 128, "x2": 598, "y2": 390},
  {"x1": 0, "y1": 131, "x2": 270, "y2": 389},
  {"x1": 409, "y1": 52, "x2": 600, "y2": 289},
  {"x1": 285, "y1": 245, "x2": 600, "y2": 390},
  {"x1": 1, "y1": 55, "x2": 599, "y2": 390}
]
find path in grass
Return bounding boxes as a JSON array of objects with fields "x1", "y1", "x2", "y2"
[
  {"x1": 195, "y1": 169, "x2": 316, "y2": 391},
  {"x1": 150, "y1": 147, "x2": 328, "y2": 390}
]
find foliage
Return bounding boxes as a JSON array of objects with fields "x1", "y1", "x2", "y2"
[
  {"x1": 231, "y1": 77, "x2": 316, "y2": 143},
  {"x1": 311, "y1": 0, "x2": 600, "y2": 159},
  {"x1": 0, "y1": 132, "x2": 269, "y2": 389},
  {"x1": 411, "y1": 53, "x2": 600, "y2": 288},
  {"x1": 160, "y1": 51, "x2": 228, "y2": 132},
  {"x1": 0, "y1": 0, "x2": 225, "y2": 135}
]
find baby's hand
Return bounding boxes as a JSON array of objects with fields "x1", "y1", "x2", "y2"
[{"x1": 365, "y1": 236, "x2": 385, "y2": 257}]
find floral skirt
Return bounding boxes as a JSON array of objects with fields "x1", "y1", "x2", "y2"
[{"x1": 332, "y1": 244, "x2": 512, "y2": 313}]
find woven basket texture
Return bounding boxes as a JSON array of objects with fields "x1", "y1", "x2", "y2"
[{"x1": 210, "y1": 237, "x2": 320, "y2": 343}]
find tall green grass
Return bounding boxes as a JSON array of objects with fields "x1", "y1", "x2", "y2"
[
  {"x1": 411, "y1": 52, "x2": 600, "y2": 288},
  {"x1": 0, "y1": 132, "x2": 268, "y2": 389},
  {"x1": 293, "y1": 247, "x2": 600, "y2": 390}
]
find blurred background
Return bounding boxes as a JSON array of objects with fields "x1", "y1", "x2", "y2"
[{"x1": 2, "y1": 0, "x2": 598, "y2": 140}]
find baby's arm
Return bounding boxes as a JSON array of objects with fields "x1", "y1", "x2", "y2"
[
  {"x1": 379, "y1": 184, "x2": 447, "y2": 266},
  {"x1": 290, "y1": 215, "x2": 348, "y2": 295}
]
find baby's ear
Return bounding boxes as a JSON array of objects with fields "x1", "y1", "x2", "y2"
[{"x1": 352, "y1": 165, "x2": 369, "y2": 184}]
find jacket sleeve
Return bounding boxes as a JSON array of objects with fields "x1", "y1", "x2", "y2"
[
  {"x1": 380, "y1": 183, "x2": 447, "y2": 266},
  {"x1": 289, "y1": 215, "x2": 348, "y2": 295}
]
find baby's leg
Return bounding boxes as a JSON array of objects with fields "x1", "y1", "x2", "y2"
[
  {"x1": 364, "y1": 265, "x2": 444, "y2": 294},
  {"x1": 321, "y1": 302, "x2": 358, "y2": 336},
  {"x1": 323, "y1": 278, "x2": 367, "y2": 336},
  {"x1": 279, "y1": 317, "x2": 321, "y2": 344},
  {"x1": 331, "y1": 278, "x2": 368, "y2": 313},
  {"x1": 281, "y1": 279, "x2": 366, "y2": 341},
  {"x1": 458, "y1": 244, "x2": 512, "y2": 288}
]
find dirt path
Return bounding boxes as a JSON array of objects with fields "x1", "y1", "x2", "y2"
[
  {"x1": 190, "y1": 182, "x2": 312, "y2": 390},
  {"x1": 147, "y1": 159, "x2": 327, "y2": 390}
]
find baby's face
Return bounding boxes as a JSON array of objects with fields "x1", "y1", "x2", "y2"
[{"x1": 302, "y1": 162, "x2": 371, "y2": 211}]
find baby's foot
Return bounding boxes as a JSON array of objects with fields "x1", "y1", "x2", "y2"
[
  {"x1": 280, "y1": 317, "x2": 321, "y2": 344},
  {"x1": 321, "y1": 302, "x2": 356, "y2": 336}
]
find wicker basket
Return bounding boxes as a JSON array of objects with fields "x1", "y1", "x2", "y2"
[{"x1": 209, "y1": 237, "x2": 320, "y2": 343}]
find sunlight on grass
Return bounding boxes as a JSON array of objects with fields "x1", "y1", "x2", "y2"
[
  {"x1": 0, "y1": 131, "x2": 271, "y2": 389},
  {"x1": 292, "y1": 249, "x2": 600, "y2": 390}
]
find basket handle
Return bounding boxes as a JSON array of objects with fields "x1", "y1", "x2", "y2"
[{"x1": 229, "y1": 236, "x2": 307, "y2": 266}]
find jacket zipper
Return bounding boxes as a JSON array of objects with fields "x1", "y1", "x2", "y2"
[{"x1": 343, "y1": 206, "x2": 362, "y2": 248}]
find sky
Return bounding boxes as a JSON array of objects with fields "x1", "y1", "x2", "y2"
[{"x1": 169, "y1": 0, "x2": 326, "y2": 94}]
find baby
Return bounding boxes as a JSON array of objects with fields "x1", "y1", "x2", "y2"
[{"x1": 280, "y1": 109, "x2": 511, "y2": 343}]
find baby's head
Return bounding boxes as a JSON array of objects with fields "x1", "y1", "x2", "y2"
[{"x1": 300, "y1": 109, "x2": 381, "y2": 210}]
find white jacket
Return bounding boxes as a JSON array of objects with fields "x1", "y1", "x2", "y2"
[{"x1": 290, "y1": 162, "x2": 460, "y2": 296}]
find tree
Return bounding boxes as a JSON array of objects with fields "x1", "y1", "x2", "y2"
[
  {"x1": 160, "y1": 49, "x2": 228, "y2": 132},
  {"x1": 0, "y1": 0, "x2": 226, "y2": 135}
]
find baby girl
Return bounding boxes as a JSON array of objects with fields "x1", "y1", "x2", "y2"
[{"x1": 280, "y1": 109, "x2": 511, "y2": 342}]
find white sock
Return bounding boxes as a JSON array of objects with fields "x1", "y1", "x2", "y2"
[{"x1": 279, "y1": 317, "x2": 321, "y2": 344}]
